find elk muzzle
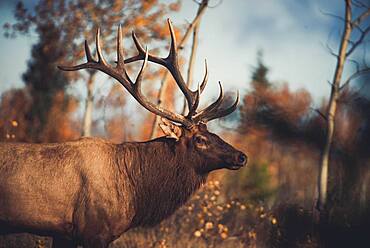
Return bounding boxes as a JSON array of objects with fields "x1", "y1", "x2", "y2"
[{"x1": 225, "y1": 151, "x2": 248, "y2": 170}]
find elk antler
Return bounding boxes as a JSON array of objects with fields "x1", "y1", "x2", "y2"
[
  {"x1": 58, "y1": 19, "x2": 238, "y2": 128},
  {"x1": 58, "y1": 25, "x2": 192, "y2": 127}
]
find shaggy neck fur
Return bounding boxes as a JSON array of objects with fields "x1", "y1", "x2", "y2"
[{"x1": 117, "y1": 137, "x2": 207, "y2": 227}]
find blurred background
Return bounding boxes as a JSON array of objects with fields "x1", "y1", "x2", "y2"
[{"x1": 0, "y1": 0, "x2": 370, "y2": 247}]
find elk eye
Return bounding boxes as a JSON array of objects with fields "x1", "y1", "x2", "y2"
[{"x1": 195, "y1": 135, "x2": 207, "y2": 146}]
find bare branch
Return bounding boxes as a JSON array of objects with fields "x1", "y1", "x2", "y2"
[
  {"x1": 346, "y1": 58, "x2": 360, "y2": 71},
  {"x1": 325, "y1": 42, "x2": 339, "y2": 57},
  {"x1": 322, "y1": 27, "x2": 339, "y2": 58},
  {"x1": 363, "y1": 42, "x2": 370, "y2": 67},
  {"x1": 319, "y1": 9, "x2": 346, "y2": 22},
  {"x1": 327, "y1": 80, "x2": 334, "y2": 87},
  {"x1": 208, "y1": 0, "x2": 223, "y2": 8},
  {"x1": 346, "y1": 26, "x2": 370, "y2": 56},
  {"x1": 352, "y1": 7, "x2": 370, "y2": 27},
  {"x1": 347, "y1": 38, "x2": 355, "y2": 47},
  {"x1": 352, "y1": 0, "x2": 370, "y2": 9},
  {"x1": 181, "y1": 16, "x2": 200, "y2": 115},
  {"x1": 310, "y1": 107, "x2": 327, "y2": 121},
  {"x1": 178, "y1": 0, "x2": 209, "y2": 48},
  {"x1": 340, "y1": 67, "x2": 370, "y2": 90}
]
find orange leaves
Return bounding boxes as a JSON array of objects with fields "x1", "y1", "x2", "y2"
[
  {"x1": 240, "y1": 83, "x2": 318, "y2": 150},
  {"x1": 248, "y1": 84, "x2": 312, "y2": 124},
  {"x1": 135, "y1": 18, "x2": 147, "y2": 28},
  {"x1": 141, "y1": 0, "x2": 159, "y2": 12},
  {"x1": 169, "y1": 1, "x2": 182, "y2": 12},
  {"x1": 40, "y1": 91, "x2": 79, "y2": 142},
  {"x1": 138, "y1": 112, "x2": 156, "y2": 140},
  {"x1": 151, "y1": 23, "x2": 169, "y2": 40},
  {"x1": 106, "y1": 118, "x2": 126, "y2": 143},
  {"x1": 0, "y1": 89, "x2": 31, "y2": 142},
  {"x1": 0, "y1": 88, "x2": 79, "y2": 143},
  {"x1": 111, "y1": 1, "x2": 124, "y2": 13}
]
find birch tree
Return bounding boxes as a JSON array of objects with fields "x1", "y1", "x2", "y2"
[{"x1": 317, "y1": 0, "x2": 370, "y2": 211}]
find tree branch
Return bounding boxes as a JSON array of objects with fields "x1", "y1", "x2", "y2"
[
  {"x1": 325, "y1": 42, "x2": 339, "y2": 58},
  {"x1": 346, "y1": 57, "x2": 360, "y2": 72},
  {"x1": 352, "y1": 0, "x2": 370, "y2": 9},
  {"x1": 346, "y1": 26, "x2": 370, "y2": 56},
  {"x1": 208, "y1": 0, "x2": 223, "y2": 8},
  {"x1": 340, "y1": 67, "x2": 370, "y2": 90},
  {"x1": 319, "y1": 9, "x2": 346, "y2": 23},
  {"x1": 310, "y1": 107, "x2": 327, "y2": 121},
  {"x1": 352, "y1": 7, "x2": 370, "y2": 27},
  {"x1": 181, "y1": 21, "x2": 200, "y2": 115}
]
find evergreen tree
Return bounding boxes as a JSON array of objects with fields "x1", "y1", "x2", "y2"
[
  {"x1": 23, "y1": 22, "x2": 73, "y2": 141},
  {"x1": 251, "y1": 50, "x2": 270, "y2": 88}
]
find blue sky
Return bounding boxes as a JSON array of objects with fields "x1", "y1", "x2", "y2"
[{"x1": 0, "y1": 0, "x2": 364, "y2": 108}]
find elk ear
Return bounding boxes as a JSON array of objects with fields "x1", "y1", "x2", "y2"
[{"x1": 159, "y1": 118, "x2": 182, "y2": 141}]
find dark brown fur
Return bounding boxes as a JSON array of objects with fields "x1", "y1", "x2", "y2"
[{"x1": 0, "y1": 124, "x2": 246, "y2": 247}]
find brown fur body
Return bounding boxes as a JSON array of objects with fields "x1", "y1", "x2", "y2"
[{"x1": 0, "y1": 127, "x2": 242, "y2": 247}]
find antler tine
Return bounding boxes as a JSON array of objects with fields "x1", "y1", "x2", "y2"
[
  {"x1": 165, "y1": 19, "x2": 197, "y2": 113},
  {"x1": 116, "y1": 24, "x2": 125, "y2": 68},
  {"x1": 199, "y1": 91, "x2": 240, "y2": 123},
  {"x1": 123, "y1": 31, "x2": 167, "y2": 66},
  {"x1": 133, "y1": 47, "x2": 149, "y2": 92},
  {"x1": 193, "y1": 81, "x2": 224, "y2": 122},
  {"x1": 59, "y1": 27, "x2": 133, "y2": 87},
  {"x1": 187, "y1": 83, "x2": 201, "y2": 118},
  {"x1": 58, "y1": 39, "x2": 97, "y2": 71},
  {"x1": 199, "y1": 59, "x2": 208, "y2": 93},
  {"x1": 167, "y1": 18, "x2": 178, "y2": 61},
  {"x1": 96, "y1": 28, "x2": 108, "y2": 66},
  {"x1": 85, "y1": 40, "x2": 95, "y2": 62}
]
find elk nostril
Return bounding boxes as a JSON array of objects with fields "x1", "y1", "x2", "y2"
[{"x1": 237, "y1": 153, "x2": 247, "y2": 165}]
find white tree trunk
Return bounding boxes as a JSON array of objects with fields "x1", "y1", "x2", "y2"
[
  {"x1": 82, "y1": 74, "x2": 95, "y2": 137},
  {"x1": 181, "y1": 14, "x2": 200, "y2": 115},
  {"x1": 317, "y1": 0, "x2": 352, "y2": 211}
]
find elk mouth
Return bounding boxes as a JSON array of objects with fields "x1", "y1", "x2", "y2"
[{"x1": 225, "y1": 164, "x2": 245, "y2": 170}]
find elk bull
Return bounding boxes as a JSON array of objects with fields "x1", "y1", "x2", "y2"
[{"x1": 0, "y1": 20, "x2": 247, "y2": 248}]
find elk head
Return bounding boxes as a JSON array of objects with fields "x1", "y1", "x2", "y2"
[{"x1": 58, "y1": 19, "x2": 247, "y2": 174}]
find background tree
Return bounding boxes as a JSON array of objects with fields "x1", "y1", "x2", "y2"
[
  {"x1": 23, "y1": 22, "x2": 79, "y2": 142},
  {"x1": 317, "y1": 0, "x2": 370, "y2": 212},
  {"x1": 251, "y1": 50, "x2": 270, "y2": 89},
  {"x1": 1, "y1": 20, "x2": 79, "y2": 142},
  {"x1": 236, "y1": 69, "x2": 314, "y2": 207}
]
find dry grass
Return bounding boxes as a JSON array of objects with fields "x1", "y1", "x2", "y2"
[{"x1": 113, "y1": 180, "x2": 276, "y2": 248}]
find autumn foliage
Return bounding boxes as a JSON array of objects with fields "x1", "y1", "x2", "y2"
[{"x1": 1, "y1": 0, "x2": 370, "y2": 247}]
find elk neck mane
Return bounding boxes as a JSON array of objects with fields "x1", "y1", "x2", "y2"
[{"x1": 116, "y1": 137, "x2": 208, "y2": 227}]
